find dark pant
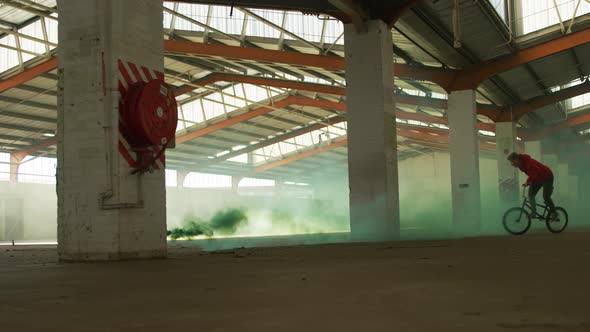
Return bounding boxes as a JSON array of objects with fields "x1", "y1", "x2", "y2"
[{"x1": 529, "y1": 177, "x2": 556, "y2": 215}]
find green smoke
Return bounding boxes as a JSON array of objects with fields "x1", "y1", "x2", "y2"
[
  {"x1": 210, "y1": 208, "x2": 248, "y2": 235},
  {"x1": 167, "y1": 217, "x2": 213, "y2": 239},
  {"x1": 167, "y1": 208, "x2": 248, "y2": 240}
]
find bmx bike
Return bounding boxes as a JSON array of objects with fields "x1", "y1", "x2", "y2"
[{"x1": 502, "y1": 190, "x2": 568, "y2": 235}]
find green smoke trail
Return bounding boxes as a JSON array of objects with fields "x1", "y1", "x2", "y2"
[
  {"x1": 167, "y1": 217, "x2": 213, "y2": 239},
  {"x1": 209, "y1": 208, "x2": 248, "y2": 235},
  {"x1": 167, "y1": 208, "x2": 248, "y2": 239}
]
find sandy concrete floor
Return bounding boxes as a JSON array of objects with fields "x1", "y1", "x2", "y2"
[{"x1": 1, "y1": 232, "x2": 590, "y2": 331}]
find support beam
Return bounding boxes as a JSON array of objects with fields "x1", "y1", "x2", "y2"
[
  {"x1": 12, "y1": 137, "x2": 57, "y2": 161},
  {"x1": 254, "y1": 138, "x2": 347, "y2": 173},
  {"x1": 205, "y1": 116, "x2": 347, "y2": 167},
  {"x1": 384, "y1": 0, "x2": 419, "y2": 26},
  {"x1": 165, "y1": 39, "x2": 345, "y2": 70},
  {"x1": 403, "y1": 139, "x2": 496, "y2": 155},
  {"x1": 504, "y1": 82, "x2": 590, "y2": 121},
  {"x1": 175, "y1": 72, "x2": 502, "y2": 119},
  {"x1": 0, "y1": 57, "x2": 57, "y2": 93},
  {"x1": 397, "y1": 127, "x2": 497, "y2": 151},
  {"x1": 19, "y1": 94, "x2": 505, "y2": 158},
  {"x1": 174, "y1": 73, "x2": 347, "y2": 97},
  {"x1": 6, "y1": 32, "x2": 590, "y2": 122},
  {"x1": 175, "y1": 96, "x2": 344, "y2": 144},
  {"x1": 0, "y1": 95, "x2": 56, "y2": 110},
  {"x1": 249, "y1": 129, "x2": 498, "y2": 175},
  {"x1": 327, "y1": 0, "x2": 369, "y2": 32},
  {"x1": 164, "y1": 39, "x2": 455, "y2": 88},
  {"x1": 447, "y1": 27, "x2": 590, "y2": 91},
  {"x1": 531, "y1": 112, "x2": 590, "y2": 140},
  {"x1": 0, "y1": 111, "x2": 55, "y2": 123},
  {"x1": 0, "y1": 122, "x2": 54, "y2": 134}
]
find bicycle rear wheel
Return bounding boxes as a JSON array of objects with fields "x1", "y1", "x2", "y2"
[
  {"x1": 546, "y1": 207, "x2": 568, "y2": 234},
  {"x1": 503, "y1": 207, "x2": 531, "y2": 235}
]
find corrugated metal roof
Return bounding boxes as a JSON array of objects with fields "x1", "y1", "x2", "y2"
[
  {"x1": 0, "y1": 1, "x2": 586, "y2": 177},
  {"x1": 0, "y1": 1, "x2": 56, "y2": 26},
  {"x1": 418, "y1": 0, "x2": 512, "y2": 61}
]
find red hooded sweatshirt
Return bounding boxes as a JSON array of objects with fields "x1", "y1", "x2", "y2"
[{"x1": 518, "y1": 154, "x2": 553, "y2": 184}]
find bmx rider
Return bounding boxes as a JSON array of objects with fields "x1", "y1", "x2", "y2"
[{"x1": 507, "y1": 152, "x2": 557, "y2": 220}]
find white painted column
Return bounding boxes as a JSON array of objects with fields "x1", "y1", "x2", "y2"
[
  {"x1": 557, "y1": 162, "x2": 569, "y2": 203},
  {"x1": 568, "y1": 175, "x2": 578, "y2": 217},
  {"x1": 57, "y1": 0, "x2": 166, "y2": 261},
  {"x1": 542, "y1": 154, "x2": 558, "y2": 172},
  {"x1": 275, "y1": 181, "x2": 284, "y2": 197},
  {"x1": 9, "y1": 154, "x2": 21, "y2": 183},
  {"x1": 176, "y1": 170, "x2": 189, "y2": 189},
  {"x1": 344, "y1": 20, "x2": 399, "y2": 241},
  {"x1": 496, "y1": 121, "x2": 519, "y2": 205},
  {"x1": 231, "y1": 176, "x2": 243, "y2": 194},
  {"x1": 525, "y1": 141, "x2": 542, "y2": 160},
  {"x1": 580, "y1": 173, "x2": 590, "y2": 218},
  {"x1": 448, "y1": 90, "x2": 481, "y2": 235},
  {"x1": 541, "y1": 154, "x2": 559, "y2": 205}
]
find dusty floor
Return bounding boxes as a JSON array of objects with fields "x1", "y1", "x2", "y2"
[{"x1": 1, "y1": 231, "x2": 590, "y2": 331}]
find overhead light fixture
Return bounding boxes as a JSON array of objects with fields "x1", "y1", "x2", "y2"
[{"x1": 43, "y1": 133, "x2": 55, "y2": 137}]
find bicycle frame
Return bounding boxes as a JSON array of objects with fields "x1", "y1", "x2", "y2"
[{"x1": 519, "y1": 189, "x2": 550, "y2": 219}]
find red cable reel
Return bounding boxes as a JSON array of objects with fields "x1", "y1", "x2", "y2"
[{"x1": 121, "y1": 79, "x2": 178, "y2": 172}]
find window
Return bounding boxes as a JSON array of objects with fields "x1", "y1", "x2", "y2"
[
  {"x1": 18, "y1": 156, "x2": 57, "y2": 184},
  {"x1": 490, "y1": 0, "x2": 507, "y2": 22},
  {"x1": 0, "y1": 153, "x2": 9, "y2": 181},
  {"x1": 0, "y1": 35, "x2": 19, "y2": 73},
  {"x1": 183, "y1": 172, "x2": 232, "y2": 188},
  {"x1": 239, "y1": 177, "x2": 275, "y2": 187},
  {"x1": 516, "y1": 0, "x2": 590, "y2": 35}
]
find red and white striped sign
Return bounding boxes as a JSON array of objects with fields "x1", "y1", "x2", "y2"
[{"x1": 117, "y1": 59, "x2": 166, "y2": 170}]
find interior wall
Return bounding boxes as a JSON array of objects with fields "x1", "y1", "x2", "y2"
[
  {"x1": 396, "y1": 152, "x2": 504, "y2": 235},
  {"x1": 0, "y1": 182, "x2": 57, "y2": 240},
  {"x1": 1, "y1": 150, "x2": 585, "y2": 241}
]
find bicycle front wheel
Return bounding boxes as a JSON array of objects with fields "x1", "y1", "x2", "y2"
[
  {"x1": 546, "y1": 207, "x2": 568, "y2": 234},
  {"x1": 503, "y1": 207, "x2": 531, "y2": 235}
]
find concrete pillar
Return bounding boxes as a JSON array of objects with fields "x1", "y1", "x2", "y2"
[
  {"x1": 448, "y1": 90, "x2": 481, "y2": 234},
  {"x1": 344, "y1": 20, "x2": 399, "y2": 241},
  {"x1": 176, "y1": 170, "x2": 189, "y2": 188},
  {"x1": 9, "y1": 154, "x2": 21, "y2": 182},
  {"x1": 525, "y1": 141, "x2": 542, "y2": 160},
  {"x1": 542, "y1": 154, "x2": 558, "y2": 172},
  {"x1": 580, "y1": 173, "x2": 590, "y2": 221},
  {"x1": 57, "y1": 0, "x2": 166, "y2": 261},
  {"x1": 231, "y1": 176, "x2": 242, "y2": 194},
  {"x1": 557, "y1": 162, "x2": 569, "y2": 202},
  {"x1": 496, "y1": 122, "x2": 519, "y2": 205},
  {"x1": 568, "y1": 175, "x2": 578, "y2": 218},
  {"x1": 275, "y1": 180, "x2": 284, "y2": 197}
]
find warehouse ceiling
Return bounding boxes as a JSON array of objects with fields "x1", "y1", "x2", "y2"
[{"x1": 0, "y1": 0, "x2": 589, "y2": 183}]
